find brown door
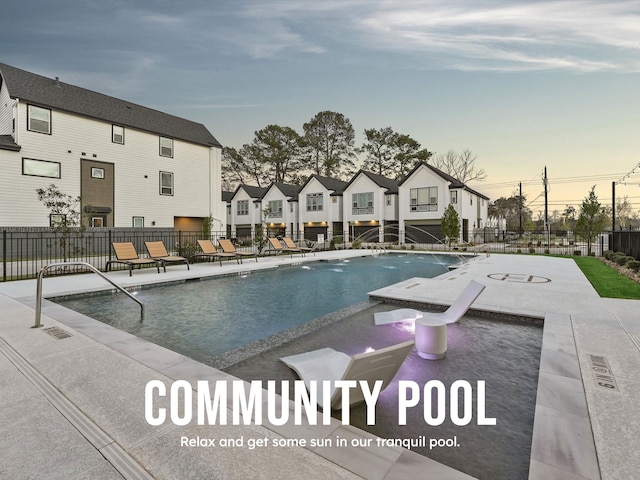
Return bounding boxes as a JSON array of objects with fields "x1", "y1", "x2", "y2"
[{"x1": 81, "y1": 160, "x2": 114, "y2": 227}]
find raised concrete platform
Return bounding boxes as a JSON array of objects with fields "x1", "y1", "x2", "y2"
[{"x1": 0, "y1": 251, "x2": 638, "y2": 479}]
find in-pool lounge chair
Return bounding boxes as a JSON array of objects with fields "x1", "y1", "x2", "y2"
[
  {"x1": 374, "y1": 280, "x2": 486, "y2": 325},
  {"x1": 144, "y1": 241, "x2": 190, "y2": 272},
  {"x1": 106, "y1": 242, "x2": 161, "y2": 276},
  {"x1": 218, "y1": 238, "x2": 257, "y2": 263},
  {"x1": 280, "y1": 340, "x2": 414, "y2": 409},
  {"x1": 282, "y1": 237, "x2": 314, "y2": 256},
  {"x1": 196, "y1": 239, "x2": 239, "y2": 266},
  {"x1": 267, "y1": 237, "x2": 301, "y2": 257}
]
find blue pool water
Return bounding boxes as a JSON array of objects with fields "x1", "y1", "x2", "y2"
[{"x1": 54, "y1": 253, "x2": 458, "y2": 361}]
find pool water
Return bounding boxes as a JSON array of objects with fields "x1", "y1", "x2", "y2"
[{"x1": 54, "y1": 253, "x2": 458, "y2": 361}]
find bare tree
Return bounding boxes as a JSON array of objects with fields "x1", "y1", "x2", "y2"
[{"x1": 431, "y1": 149, "x2": 486, "y2": 183}]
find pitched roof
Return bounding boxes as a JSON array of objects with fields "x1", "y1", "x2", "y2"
[
  {"x1": 269, "y1": 182, "x2": 301, "y2": 200},
  {"x1": 400, "y1": 162, "x2": 489, "y2": 200},
  {"x1": 300, "y1": 174, "x2": 348, "y2": 195},
  {"x1": 343, "y1": 170, "x2": 399, "y2": 194},
  {"x1": 0, "y1": 63, "x2": 221, "y2": 148},
  {"x1": 221, "y1": 191, "x2": 235, "y2": 203},
  {"x1": 234, "y1": 184, "x2": 268, "y2": 200}
]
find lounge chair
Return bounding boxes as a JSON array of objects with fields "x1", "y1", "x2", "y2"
[
  {"x1": 374, "y1": 280, "x2": 486, "y2": 325},
  {"x1": 218, "y1": 238, "x2": 257, "y2": 263},
  {"x1": 280, "y1": 340, "x2": 414, "y2": 409},
  {"x1": 196, "y1": 239, "x2": 239, "y2": 266},
  {"x1": 282, "y1": 237, "x2": 314, "y2": 256},
  {"x1": 144, "y1": 241, "x2": 190, "y2": 272},
  {"x1": 267, "y1": 237, "x2": 301, "y2": 258},
  {"x1": 106, "y1": 242, "x2": 161, "y2": 276}
]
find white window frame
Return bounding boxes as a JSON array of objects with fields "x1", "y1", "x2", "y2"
[
  {"x1": 159, "y1": 171, "x2": 174, "y2": 195},
  {"x1": 132, "y1": 216, "x2": 144, "y2": 227},
  {"x1": 450, "y1": 191, "x2": 458, "y2": 204},
  {"x1": 410, "y1": 187, "x2": 438, "y2": 212},
  {"x1": 91, "y1": 167, "x2": 105, "y2": 179},
  {"x1": 267, "y1": 200, "x2": 283, "y2": 218},
  {"x1": 27, "y1": 105, "x2": 51, "y2": 134},
  {"x1": 352, "y1": 192, "x2": 374, "y2": 215},
  {"x1": 160, "y1": 137, "x2": 174, "y2": 157},
  {"x1": 306, "y1": 192, "x2": 323, "y2": 212},
  {"x1": 237, "y1": 200, "x2": 249, "y2": 216},
  {"x1": 112, "y1": 125, "x2": 124, "y2": 144}
]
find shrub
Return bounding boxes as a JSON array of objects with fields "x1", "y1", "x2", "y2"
[
  {"x1": 516, "y1": 248, "x2": 522, "y2": 254},
  {"x1": 544, "y1": 249, "x2": 550, "y2": 255},
  {"x1": 627, "y1": 260, "x2": 640, "y2": 273},
  {"x1": 529, "y1": 247, "x2": 535, "y2": 254},
  {"x1": 352, "y1": 238, "x2": 363, "y2": 249},
  {"x1": 616, "y1": 255, "x2": 634, "y2": 266},
  {"x1": 602, "y1": 250, "x2": 616, "y2": 260},
  {"x1": 573, "y1": 250, "x2": 582, "y2": 256}
]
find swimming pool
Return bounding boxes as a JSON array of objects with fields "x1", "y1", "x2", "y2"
[{"x1": 53, "y1": 253, "x2": 459, "y2": 362}]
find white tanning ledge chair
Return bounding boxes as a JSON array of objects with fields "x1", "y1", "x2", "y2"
[
  {"x1": 280, "y1": 340, "x2": 414, "y2": 409},
  {"x1": 374, "y1": 280, "x2": 486, "y2": 326}
]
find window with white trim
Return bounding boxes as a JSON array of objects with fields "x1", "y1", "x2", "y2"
[
  {"x1": 352, "y1": 192, "x2": 373, "y2": 215},
  {"x1": 306, "y1": 192, "x2": 323, "y2": 211},
  {"x1": 267, "y1": 200, "x2": 283, "y2": 217},
  {"x1": 112, "y1": 125, "x2": 124, "y2": 144},
  {"x1": 159, "y1": 171, "x2": 174, "y2": 195},
  {"x1": 132, "y1": 217, "x2": 144, "y2": 227},
  {"x1": 410, "y1": 187, "x2": 438, "y2": 212},
  {"x1": 28, "y1": 105, "x2": 51, "y2": 134},
  {"x1": 237, "y1": 200, "x2": 249, "y2": 215},
  {"x1": 160, "y1": 137, "x2": 173, "y2": 157},
  {"x1": 450, "y1": 191, "x2": 458, "y2": 204}
]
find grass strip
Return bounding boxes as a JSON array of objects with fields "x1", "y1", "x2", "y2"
[{"x1": 573, "y1": 256, "x2": 640, "y2": 299}]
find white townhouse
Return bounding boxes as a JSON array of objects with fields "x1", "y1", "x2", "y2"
[
  {"x1": 228, "y1": 184, "x2": 267, "y2": 242},
  {"x1": 398, "y1": 162, "x2": 489, "y2": 244},
  {"x1": 342, "y1": 170, "x2": 398, "y2": 243},
  {"x1": 0, "y1": 63, "x2": 225, "y2": 232},
  {"x1": 297, "y1": 174, "x2": 348, "y2": 242},
  {"x1": 262, "y1": 182, "x2": 300, "y2": 239}
]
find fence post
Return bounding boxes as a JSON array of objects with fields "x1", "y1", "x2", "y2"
[{"x1": 2, "y1": 230, "x2": 6, "y2": 282}]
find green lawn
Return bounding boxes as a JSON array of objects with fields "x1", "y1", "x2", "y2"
[{"x1": 573, "y1": 256, "x2": 640, "y2": 299}]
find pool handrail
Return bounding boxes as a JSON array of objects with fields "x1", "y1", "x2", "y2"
[{"x1": 33, "y1": 261, "x2": 144, "y2": 328}]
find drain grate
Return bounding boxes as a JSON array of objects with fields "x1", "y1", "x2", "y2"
[{"x1": 43, "y1": 326, "x2": 72, "y2": 340}]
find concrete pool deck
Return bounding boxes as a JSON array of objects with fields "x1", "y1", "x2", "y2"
[{"x1": 0, "y1": 251, "x2": 638, "y2": 479}]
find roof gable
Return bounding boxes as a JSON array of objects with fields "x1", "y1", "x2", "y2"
[
  {"x1": 0, "y1": 63, "x2": 221, "y2": 148},
  {"x1": 299, "y1": 174, "x2": 348, "y2": 195},
  {"x1": 400, "y1": 162, "x2": 488, "y2": 200},
  {"x1": 343, "y1": 170, "x2": 398, "y2": 194}
]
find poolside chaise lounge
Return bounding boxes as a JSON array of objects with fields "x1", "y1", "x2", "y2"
[
  {"x1": 218, "y1": 238, "x2": 257, "y2": 263},
  {"x1": 267, "y1": 237, "x2": 301, "y2": 258},
  {"x1": 282, "y1": 237, "x2": 315, "y2": 256},
  {"x1": 374, "y1": 280, "x2": 486, "y2": 325},
  {"x1": 196, "y1": 239, "x2": 240, "y2": 266},
  {"x1": 144, "y1": 241, "x2": 190, "y2": 272},
  {"x1": 280, "y1": 340, "x2": 414, "y2": 409},
  {"x1": 106, "y1": 242, "x2": 161, "y2": 276}
]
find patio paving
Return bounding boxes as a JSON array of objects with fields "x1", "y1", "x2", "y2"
[{"x1": 0, "y1": 250, "x2": 638, "y2": 479}]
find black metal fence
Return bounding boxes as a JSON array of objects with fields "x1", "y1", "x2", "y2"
[
  {"x1": 0, "y1": 228, "x2": 233, "y2": 281},
  {"x1": 609, "y1": 229, "x2": 640, "y2": 260}
]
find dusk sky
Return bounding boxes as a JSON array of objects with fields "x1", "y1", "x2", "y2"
[{"x1": 3, "y1": 0, "x2": 640, "y2": 218}]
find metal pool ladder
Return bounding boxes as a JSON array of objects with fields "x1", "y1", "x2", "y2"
[{"x1": 33, "y1": 261, "x2": 144, "y2": 328}]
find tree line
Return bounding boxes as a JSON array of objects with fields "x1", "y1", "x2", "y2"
[{"x1": 221, "y1": 110, "x2": 485, "y2": 189}]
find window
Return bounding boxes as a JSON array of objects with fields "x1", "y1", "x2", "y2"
[
  {"x1": 450, "y1": 191, "x2": 458, "y2": 204},
  {"x1": 23, "y1": 158, "x2": 60, "y2": 178},
  {"x1": 470, "y1": 194, "x2": 473, "y2": 206},
  {"x1": 306, "y1": 192, "x2": 323, "y2": 211},
  {"x1": 28, "y1": 105, "x2": 51, "y2": 134},
  {"x1": 267, "y1": 200, "x2": 283, "y2": 217},
  {"x1": 112, "y1": 125, "x2": 124, "y2": 144},
  {"x1": 352, "y1": 192, "x2": 373, "y2": 215},
  {"x1": 91, "y1": 217, "x2": 104, "y2": 227},
  {"x1": 49, "y1": 214, "x2": 65, "y2": 227},
  {"x1": 159, "y1": 171, "x2": 174, "y2": 195},
  {"x1": 91, "y1": 167, "x2": 105, "y2": 179},
  {"x1": 410, "y1": 187, "x2": 438, "y2": 212},
  {"x1": 160, "y1": 137, "x2": 173, "y2": 157},
  {"x1": 237, "y1": 200, "x2": 249, "y2": 215},
  {"x1": 132, "y1": 217, "x2": 144, "y2": 228},
  {"x1": 386, "y1": 196, "x2": 392, "y2": 206}
]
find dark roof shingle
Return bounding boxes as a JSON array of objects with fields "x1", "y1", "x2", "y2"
[{"x1": 0, "y1": 63, "x2": 221, "y2": 148}]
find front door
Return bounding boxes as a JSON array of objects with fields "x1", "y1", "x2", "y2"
[{"x1": 81, "y1": 160, "x2": 114, "y2": 227}]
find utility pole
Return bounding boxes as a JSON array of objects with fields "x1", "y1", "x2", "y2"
[{"x1": 544, "y1": 167, "x2": 549, "y2": 244}]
